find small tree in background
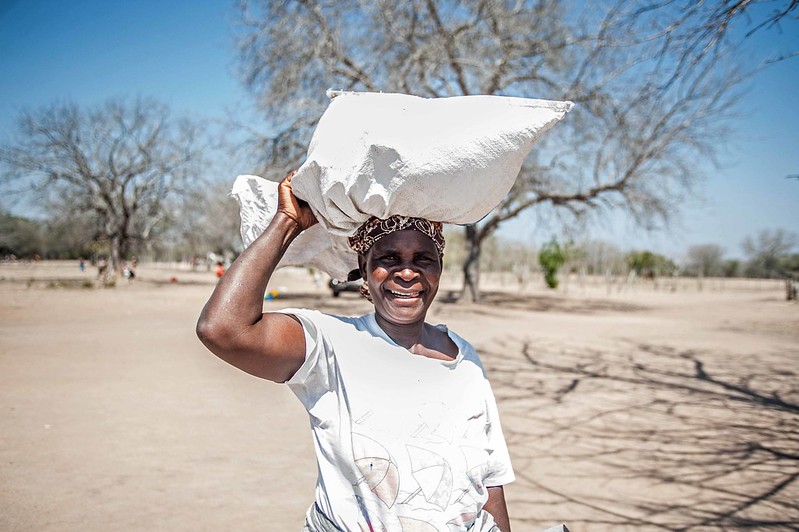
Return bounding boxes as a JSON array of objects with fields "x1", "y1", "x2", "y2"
[
  {"x1": 578, "y1": 240, "x2": 628, "y2": 277},
  {"x1": 627, "y1": 250, "x2": 677, "y2": 279},
  {"x1": 686, "y1": 244, "x2": 726, "y2": 277},
  {"x1": 539, "y1": 237, "x2": 566, "y2": 289},
  {"x1": 742, "y1": 229, "x2": 797, "y2": 279},
  {"x1": 721, "y1": 259, "x2": 741, "y2": 278}
]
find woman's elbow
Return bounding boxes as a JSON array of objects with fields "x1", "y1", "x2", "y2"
[{"x1": 196, "y1": 315, "x2": 233, "y2": 353}]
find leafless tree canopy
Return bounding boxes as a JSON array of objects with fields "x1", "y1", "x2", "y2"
[
  {"x1": 742, "y1": 228, "x2": 798, "y2": 278},
  {"x1": 235, "y1": 0, "x2": 790, "y2": 300},
  {"x1": 0, "y1": 97, "x2": 204, "y2": 274},
  {"x1": 686, "y1": 243, "x2": 726, "y2": 277}
]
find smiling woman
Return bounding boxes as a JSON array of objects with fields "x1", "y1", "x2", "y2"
[{"x1": 196, "y1": 172, "x2": 515, "y2": 531}]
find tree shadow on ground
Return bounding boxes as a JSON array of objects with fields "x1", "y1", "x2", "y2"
[{"x1": 480, "y1": 338, "x2": 799, "y2": 531}]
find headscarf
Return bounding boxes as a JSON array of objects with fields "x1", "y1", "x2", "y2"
[{"x1": 347, "y1": 215, "x2": 445, "y2": 258}]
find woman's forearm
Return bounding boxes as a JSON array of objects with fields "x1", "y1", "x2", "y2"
[
  {"x1": 485, "y1": 486, "x2": 511, "y2": 531},
  {"x1": 198, "y1": 212, "x2": 301, "y2": 330}
]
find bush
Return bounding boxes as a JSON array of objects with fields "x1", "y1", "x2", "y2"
[{"x1": 539, "y1": 237, "x2": 566, "y2": 289}]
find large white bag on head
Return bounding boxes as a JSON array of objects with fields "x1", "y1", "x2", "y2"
[
  {"x1": 234, "y1": 91, "x2": 573, "y2": 280},
  {"x1": 231, "y1": 175, "x2": 356, "y2": 280},
  {"x1": 291, "y1": 91, "x2": 573, "y2": 235}
]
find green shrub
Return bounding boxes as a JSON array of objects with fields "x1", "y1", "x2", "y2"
[{"x1": 539, "y1": 237, "x2": 566, "y2": 289}]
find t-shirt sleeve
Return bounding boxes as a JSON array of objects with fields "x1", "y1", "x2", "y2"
[
  {"x1": 275, "y1": 308, "x2": 336, "y2": 411},
  {"x1": 482, "y1": 371, "x2": 516, "y2": 487},
  {"x1": 452, "y1": 333, "x2": 516, "y2": 487}
]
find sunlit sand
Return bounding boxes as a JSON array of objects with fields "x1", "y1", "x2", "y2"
[{"x1": 1, "y1": 261, "x2": 796, "y2": 531}]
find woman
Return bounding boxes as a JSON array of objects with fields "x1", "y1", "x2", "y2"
[{"x1": 197, "y1": 172, "x2": 514, "y2": 531}]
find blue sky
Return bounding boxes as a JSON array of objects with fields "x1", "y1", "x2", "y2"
[{"x1": 1, "y1": 1, "x2": 797, "y2": 261}]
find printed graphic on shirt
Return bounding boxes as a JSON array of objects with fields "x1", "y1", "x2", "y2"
[
  {"x1": 402, "y1": 445, "x2": 453, "y2": 510},
  {"x1": 352, "y1": 432, "x2": 400, "y2": 509},
  {"x1": 350, "y1": 394, "x2": 493, "y2": 529}
]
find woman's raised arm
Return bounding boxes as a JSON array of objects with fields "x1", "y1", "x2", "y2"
[{"x1": 195, "y1": 172, "x2": 317, "y2": 382}]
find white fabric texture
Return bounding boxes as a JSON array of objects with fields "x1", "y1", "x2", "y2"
[
  {"x1": 233, "y1": 91, "x2": 572, "y2": 279},
  {"x1": 281, "y1": 309, "x2": 515, "y2": 531},
  {"x1": 231, "y1": 176, "x2": 355, "y2": 279}
]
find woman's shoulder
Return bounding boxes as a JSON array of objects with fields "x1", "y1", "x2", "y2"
[
  {"x1": 275, "y1": 307, "x2": 373, "y2": 334},
  {"x1": 431, "y1": 322, "x2": 480, "y2": 359}
]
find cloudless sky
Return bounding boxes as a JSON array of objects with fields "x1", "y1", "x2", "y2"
[{"x1": 1, "y1": 0, "x2": 797, "y2": 261}]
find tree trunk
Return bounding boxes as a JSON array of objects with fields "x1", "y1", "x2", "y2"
[
  {"x1": 110, "y1": 234, "x2": 123, "y2": 279},
  {"x1": 461, "y1": 225, "x2": 483, "y2": 303}
]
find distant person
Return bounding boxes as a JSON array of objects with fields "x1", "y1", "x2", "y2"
[
  {"x1": 97, "y1": 257, "x2": 107, "y2": 278},
  {"x1": 79, "y1": 258, "x2": 86, "y2": 272},
  {"x1": 197, "y1": 172, "x2": 514, "y2": 531},
  {"x1": 123, "y1": 262, "x2": 136, "y2": 282},
  {"x1": 215, "y1": 261, "x2": 225, "y2": 278}
]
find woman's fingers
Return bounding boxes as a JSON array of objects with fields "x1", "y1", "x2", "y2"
[{"x1": 278, "y1": 170, "x2": 317, "y2": 230}]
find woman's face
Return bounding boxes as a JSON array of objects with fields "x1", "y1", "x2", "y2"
[{"x1": 359, "y1": 229, "x2": 442, "y2": 327}]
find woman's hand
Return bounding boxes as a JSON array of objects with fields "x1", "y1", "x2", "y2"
[{"x1": 278, "y1": 170, "x2": 318, "y2": 231}]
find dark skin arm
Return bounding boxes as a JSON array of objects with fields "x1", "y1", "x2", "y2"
[
  {"x1": 195, "y1": 172, "x2": 317, "y2": 382},
  {"x1": 485, "y1": 486, "x2": 511, "y2": 531}
]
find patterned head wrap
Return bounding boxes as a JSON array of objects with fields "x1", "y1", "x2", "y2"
[{"x1": 348, "y1": 215, "x2": 445, "y2": 258}]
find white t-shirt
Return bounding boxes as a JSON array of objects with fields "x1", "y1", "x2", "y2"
[{"x1": 282, "y1": 309, "x2": 515, "y2": 531}]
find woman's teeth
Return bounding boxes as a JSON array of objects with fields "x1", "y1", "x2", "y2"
[{"x1": 389, "y1": 290, "x2": 420, "y2": 298}]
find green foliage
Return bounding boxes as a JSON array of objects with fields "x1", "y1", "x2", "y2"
[
  {"x1": 779, "y1": 253, "x2": 799, "y2": 276},
  {"x1": 626, "y1": 250, "x2": 677, "y2": 279},
  {"x1": 721, "y1": 259, "x2": 741, "y2": 278},
  {"x1": 0, "y1": 212, "x2": 43, "y2": 257},
  {"x1": 0, "y1": 210, "x2": 99, "y2": 260},
  {"x1": 539, "y1": 237, "x2": 567, "y2": 289}
]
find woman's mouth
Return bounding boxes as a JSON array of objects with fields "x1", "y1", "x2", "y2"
[{"x1": 387, "y1": 289, "x2": 422, "y2": 299}]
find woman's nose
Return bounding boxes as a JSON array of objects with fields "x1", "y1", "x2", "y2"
[{"x1": 396, "y1": 265, "x2": 419, "y2": 281}]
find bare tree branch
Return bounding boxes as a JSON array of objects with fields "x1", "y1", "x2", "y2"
[
  {"x1": 234, "y1": 0, "x2": 791, "y2": 301},
  {"x1": 0, "y1": 97, "x2": 204, "y2": 275}
]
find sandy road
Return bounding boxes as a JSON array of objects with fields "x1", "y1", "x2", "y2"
[{"x1": 1, "y1": 262, "x2": 797, "y2": 531}]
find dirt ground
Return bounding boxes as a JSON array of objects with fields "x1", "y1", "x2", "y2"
[{"x1": 1, "y1": 261, "x2": 797, "y2": 531}]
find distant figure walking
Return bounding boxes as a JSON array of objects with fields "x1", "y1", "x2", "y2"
[
  {"x1": 123, "y1": 261, "x2": 136, "y2": 282},
  {"x1": 96, "y1": 257, "x2": 108, "y2": 278},
  {"x1": 215, "y1": 261, "x2": 225, "y2": 279}
]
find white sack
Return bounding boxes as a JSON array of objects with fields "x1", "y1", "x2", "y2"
[
  {"x1": 234, "y1": 91, "x2": 573, "y2": 280},
  {"x1": 292, "y1": 91, "x2": 573, "y2": 235}
]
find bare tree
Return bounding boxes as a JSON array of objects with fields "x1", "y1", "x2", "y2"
[
  {"x1": 686, "y1": 244, "x2": 726, "y2": 277},
  {"x1": 0, "y1": 97, "x2": 204, "y2": 276},
  {"x1": 578, "y1": 240, "x2": 628, "y2": 276},
  {"x1": 163, "y1": 178, "x2": 244, "y2": 266},
  {"x1": 742, "y1": 228, "x2": 797, "y2": 278},
  {"x1": 235, "y1": 0, "x2": 782, "y2": 300},
  {"x1": 659, "y1": 0, "x2": 799, "y2": 65}
]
